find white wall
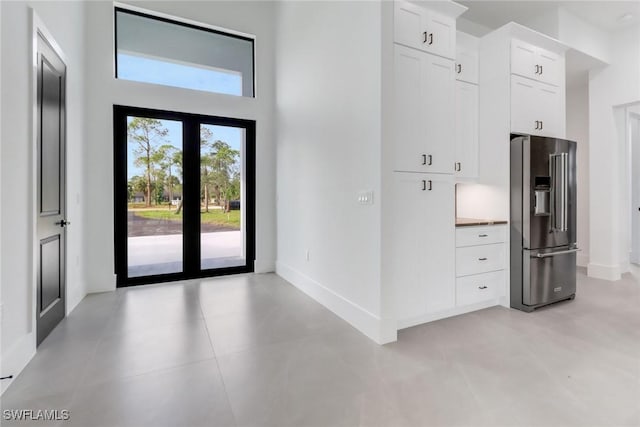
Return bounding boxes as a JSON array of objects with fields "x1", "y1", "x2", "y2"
[
  {"x1": 83, "y1": 1, "x2": 277, "y2": 293},
  {"x1": 275, "y1": 1, "x2": 386, "y2": 342},
  {"x1": 566, "y1": 84, "x2": 590, "y2": 267},
  {"x1": 588, "y1": 24, "x2": 640, "y2": 280},
  {"x1": 1, "y1": 0, "x2": 87, "y2": 393},
  {"x1": 557, "y1": 8, "x2": 611, "y2": 65},
  {"x1": 630, "y1": 110, "x2": 640, "y2": 264}
]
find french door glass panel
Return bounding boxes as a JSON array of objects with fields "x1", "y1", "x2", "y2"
[
  {"x1": 200, "y1": 124, "x2": 246, "y2": 270},
  {"x1": 114, "y1": 106, "x2": 255, "y2": 286},
  {"x1": 127, "y1": 117, "x2": 183, "y2": 277}
]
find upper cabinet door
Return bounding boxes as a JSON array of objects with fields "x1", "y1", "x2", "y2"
[
  {"x1": 424, "y1": 11, "x2": 456, "y2": 60},
  {"x1": 423, "y1": 54, "x2": 456, "y2": 174},
  {"x1": 511, "y1": 39, "x2": 563, "y2": 87},
  {"x1": 394, "y1": 45, "x2": 429, "y2": 172},
  {"x1": 511, "y1": 75, "x2": 564, "y2": 138},
  {"x1": 394, "y1": 1, "x2": 427, "y2": 51},
  {"x1": 511, "y1": 75, "x2": 538, "y2": 135},
  {"x1": 393, "y1": 45, "x2": 455, "y2": 174},
  {"x1": 455, "y1": 81, "x2": 478, "y2": 178},
  {"x1": 536, "y1": 48, "x2": 563, "y2": 87},
  {"x1": 536, "y1": 84, "x2": 563, "y2": 138},
  {"x1": 511, "y1": 39, "x2": 537, "y2": 80},
  {"x1": 455, "y1": 47, "x2": 478, "y2": 84},
  {"x1": 394, "y1": 0, "x2": 456, "y2": 60}
]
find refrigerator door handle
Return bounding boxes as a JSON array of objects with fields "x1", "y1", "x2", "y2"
[
  {"x1": 550, "y1": 153, "x2": 569, "y2": 232},
  {"x1": 535, "y1": 248, "x2": 581, "y2": 258}
]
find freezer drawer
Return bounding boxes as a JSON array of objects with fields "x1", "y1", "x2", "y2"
[{"x1": 523, "y1": 247, "x2": 576, "y2": 306}]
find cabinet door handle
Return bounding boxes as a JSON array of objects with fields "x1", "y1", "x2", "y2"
[
  {"x1": 478, "y1": 257, "x2": 488, "y2": 261},
  {"x1": 455, "y1": 162, "x2": 461, "y2": 172},
  {"x1": 427, "y1": 154, "x2": 433, "y2": 166},
  {"x1": 423, "y1": 31, "x2": 428, "y2": 44},
  {"x1": 535, "y1": 120, "x2": 540, "y2": 130},
  {"x1": 428, "y1": 33, "x2": 433, "y2": 45},
  {"x1": 478, "y1": 285, "x2": 488, "y2": 290},
  {"x1": 540, "y1": 120, "x2": 543, "y2": 130},
  {"x1": 457, "y1": 64, "x2": 462, "y2": 74},
  {"x1": 428, "y1": 180, "x2": 433, "y2": 191},
  {"x1": 535, "y1": 64, "x2": 539, "y2": 74},
  {"x1": 539, "y1": 65, "x2": 543, "y2": 75},
  {"x1": 422, "y1": 180, "x2": 427, "y2": 191},
  {"x1": 422, "y1": 154, "x2": 427, "y2": 165},
  {"x1": 478, "y1": 234, "x2": 488, "y2": 237}
]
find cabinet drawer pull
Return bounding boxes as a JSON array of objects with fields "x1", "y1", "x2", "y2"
[
  {"x1": 478, "y1": 285, "x2": 488, "y2": 290},
  {"x1": 478, "y1": 234, "x2": 488, "y2": 237},
  {"x1": 478, "y1": 257, "x2": 488, "y2": 261}
]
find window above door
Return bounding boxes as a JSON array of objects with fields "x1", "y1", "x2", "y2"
[{"x1": 114, "y1": 7, "x2": 255, "y2": 97}]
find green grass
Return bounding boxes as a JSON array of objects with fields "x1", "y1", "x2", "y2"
[{"x1": 132, "y1": 208, "x2": 240, "y2": 228}]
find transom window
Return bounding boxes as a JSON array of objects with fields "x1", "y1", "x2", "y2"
[{"x1": 115, "y1": 8, "x2": 255, "y2": 97}]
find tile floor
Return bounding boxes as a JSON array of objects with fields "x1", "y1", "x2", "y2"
[{"x1": 1, "y1": 268, "x2": 639, "y2": 426}]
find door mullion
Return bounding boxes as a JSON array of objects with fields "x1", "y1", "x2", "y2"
[{"x1": 183, "y1": 118, "x2": 201, "y2": 275}]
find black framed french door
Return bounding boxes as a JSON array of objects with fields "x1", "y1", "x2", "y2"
[{"x1": 113, "y1": 105, "x2": 256, "y2": 287}]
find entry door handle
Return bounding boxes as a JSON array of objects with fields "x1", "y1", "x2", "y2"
[{"x1": 55, "y1": 219, "x2": 71, "y2": 227}]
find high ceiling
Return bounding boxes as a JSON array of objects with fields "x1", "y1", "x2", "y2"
[{"x1": 457, "y1": 1, "x2": 640, "y2": 33}]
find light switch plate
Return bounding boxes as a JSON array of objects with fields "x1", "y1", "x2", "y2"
[{"x1": 357, "y1": 191, "x2": 374, "y2": 205}]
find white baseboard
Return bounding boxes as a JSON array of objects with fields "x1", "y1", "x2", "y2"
[
  {"x1": 397, "y1": 299, "x2": 501, "y2": 330},
  {"x1": 577, "y1": 253, "x2": 589, "y2": 267},
  {"x1": 587, "y1": 262, "x2": 622, "y2": 281},
  {"x1": 275, "y1": 261, "x2": 395, "y2": 344},
  {"x1": 1, "y1": 332, "x2": 36, "y2": 395}
]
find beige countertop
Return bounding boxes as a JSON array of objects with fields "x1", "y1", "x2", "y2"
[{"x1": 455, "y1": 217, "x2": 508, "y2": 227}]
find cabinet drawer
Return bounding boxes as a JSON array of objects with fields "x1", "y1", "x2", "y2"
[
  {"x1": 456, "y1": 243, "x2": 506, "y2": 276},
  {"x1": 456, "y1": 226, "x2": 506, "y2": 247},
  {"x1": 456, "y1": 270, "x2": 504, "y2": 306}
]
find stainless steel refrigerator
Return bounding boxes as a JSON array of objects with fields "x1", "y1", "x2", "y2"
[{"x1": 510, "y1": 134, "x2": 579, "y2": 312}]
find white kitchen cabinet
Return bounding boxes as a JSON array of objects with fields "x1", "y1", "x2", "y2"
[
  {"x1": 511, "y1": 74, "x2": 563, "y2": 138},
  {"x1": 455, "y1": 243, "x2": 506, "y2": 276},
  {"x1": 391, "y1": 172, "x2": 455, "y2": 322},
  {"x1": 455, "y1": 225, "x2": 507, "y2": 307},
  {"x1": 455, "y1": 47, "x2": 478, "y2": 84},
  {"x1": 456, "y1": 271, "x2": 504, "y2": 306},
  {"x1": 455, "y1": 31, "x2": 479, "y2": 85},
  {"x1": 511, "y1": 38, "x2": 563, "y2": 87},
  {"x1": 454, "y1": 81, "x2": 478, "y2": 178},
  {"x1": 394, "y1": 44, "x2": 455, "y2": 174},
  {"x1": 394, "y1": 0, "x2": 457, "y2": 60}
]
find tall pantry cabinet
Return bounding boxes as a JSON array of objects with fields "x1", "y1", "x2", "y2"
[{"x1": 389, "y1": 0, "x2": 467, "y2": 328}]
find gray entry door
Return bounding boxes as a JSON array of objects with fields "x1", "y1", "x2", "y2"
[{"x1": 36, "y1": 32, "x2": 67, "y2": 346}]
